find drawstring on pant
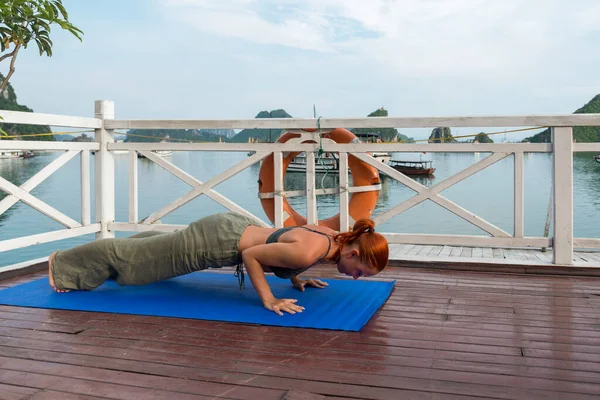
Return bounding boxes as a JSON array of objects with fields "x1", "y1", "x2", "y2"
[{"x1": 234, "y1": 263, "x2": 245, "y2": 290}]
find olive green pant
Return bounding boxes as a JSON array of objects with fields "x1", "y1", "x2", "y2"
[{"x1": 52, "y1": 212, "x2": 260, "y2": 291}]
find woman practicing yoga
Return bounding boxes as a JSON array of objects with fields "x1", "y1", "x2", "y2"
[{"x1": 48, "y1": 212, "x2": 389, "y2": 316}]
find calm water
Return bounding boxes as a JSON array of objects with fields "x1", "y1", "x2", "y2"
[{"x1": 1, "y1": 151, "x2": 599, "y2": 267}]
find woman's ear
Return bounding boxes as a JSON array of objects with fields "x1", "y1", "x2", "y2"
[{"x1": 350, "y1": 249, "x2": 359, "y2": 258}]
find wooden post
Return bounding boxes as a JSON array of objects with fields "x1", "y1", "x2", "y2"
[
  {"x1": 306, "y1": 152, "x2": 317, "y2": 225},
  {"x1": 513, "y1": 151, "x2": 524, "y2": 238},
  {"x1": 80, "y1": 150, "x2": 91, "y2": 225},
  {"x1": 94, "y1": 100, "x2": 115, "y2": 239},
  {"x1": 128, "y1": 151, "x2": 138, "y2": 223},
  {"x1": 273, "y1": 151, "x2": 284, "y2": 228},
  {"x1": 339, "y1": 152, "x2": 350, "y2": 232},
  {"x1": 551, "y1": 127, "x2": 573, "y2": 265}
]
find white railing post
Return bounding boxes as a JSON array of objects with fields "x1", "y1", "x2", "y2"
[
  {"x1": 128, "y1": 151, "x2": 138, "y2": 223},
  {"x1": 306, "y1": 152, "x2": 317, "y2": 225},
  {"x1": 513, "y1": 151, "x2": 524, "y2": 238},
  {"x1": 273, "y1": 151, "x2": 284, "y2": 228},
  {"x1": 94, "y1": 100, "x2": 116, "y2": 239},
  {"x1": 551, "y1": 127, "x2": 573, "y2": 265},
  {"x1": 339, "y1": 152, "x2": 350, "y2": 232}
]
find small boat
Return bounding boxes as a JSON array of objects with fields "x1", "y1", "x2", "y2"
[
  {"x1": 138, "y1": 136, "x2": 173, "y2": 158},
  {"x1": 388, "y1": 160, "x2": 435, "y2": 176},
  {"x1": 287, "y1": 132, "x2": 391, "y2": 173},
  {"x1": 594, "y1": 154, "x2": 600, "y2": 163},
  {"x1": 137, "y1": 150, "x2": 173, "y2": 158},
  {"x1": 21, "y1": 151, "x2": 35, "y2": 159},
  {"x1": 0, "y1": 150, "x2": 23, "y2": 159},
  {"x1": 354, "y1": 132, "x2": 391, "y2": 165},
  {"x1": 288, "y1": 152, "x2": 339, "y2": 173}
]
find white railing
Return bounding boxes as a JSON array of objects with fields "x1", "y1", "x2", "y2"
[{"x1": 1, "y1": 100, "x2": 600, "y2": 271}]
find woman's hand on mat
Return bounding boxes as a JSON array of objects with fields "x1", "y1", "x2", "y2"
[
  {"x1": 291, "y1": 278, "x2": 329, "y2": 292},
  {"x1": 264, "y1": 298, "x2": 305, "y2": 316}
]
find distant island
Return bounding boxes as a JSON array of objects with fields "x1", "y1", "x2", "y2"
[
  {"x1": 0, "y1": 73, "x2": 53, "y2": 141},
  {"x1": 1, "y1": 72, "x2": 598, "y2": 144},
  {"x1": 522, "y1": 94, "x2": 600, "y2": 143}
]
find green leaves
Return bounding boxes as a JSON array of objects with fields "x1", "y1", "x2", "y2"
[
  {"x1": 0, "y1": 0, "x2": 83, "y2": 56},
  {"x1": 0, "y1": 116, "x2": 7, "y2": 137}
]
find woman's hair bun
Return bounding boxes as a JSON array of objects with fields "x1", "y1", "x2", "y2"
[{"x1": 352, "y1": 219, "x2": 375, "y2": 234}]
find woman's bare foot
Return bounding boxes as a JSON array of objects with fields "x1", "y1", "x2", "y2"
[{"x1": 48, "y1": 252, "x2": 69, "y2": 293}]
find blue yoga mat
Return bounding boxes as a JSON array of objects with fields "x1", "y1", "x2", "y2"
[{"x1": 0, "y1": 272, "x2": 395, "y2": 331}]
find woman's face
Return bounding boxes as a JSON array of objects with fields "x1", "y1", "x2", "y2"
[{"x1": 336, "y1": 245, "x2": 378, "y2": 279}]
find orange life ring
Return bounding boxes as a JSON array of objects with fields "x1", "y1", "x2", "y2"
[{"x1": 258, "y1": 128, "x2": 380, "y2": 230}]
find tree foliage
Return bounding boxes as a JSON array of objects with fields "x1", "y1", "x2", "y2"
[
  {"x1": 0, "y1": 72, "x2": 53, "y2": 140},
  {"x1": 429, "y1": 127, "x2": 456, "y2": 143},
  {"x1": 522, "y1": 94, "x2": 600, "y2": 143},
  {"x1": 0, "y1": 0, "x2": 83, "y2": 92},
  {"x1": 231, "y1": 109, "x2": 292, "y2": 143},
  {"x1": 351, "y1": 107, "x2": 406, "y2": 142},
  {"x1": 124, "y1": 129, "x2": 226, "y2": 143},
  {"x1": 474, "y1": 132, "x2": 494, "y2": 143}
]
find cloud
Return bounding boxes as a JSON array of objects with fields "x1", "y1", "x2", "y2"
[{"x1": 160, "y1": 0, "x2": 600, "y2": 80}]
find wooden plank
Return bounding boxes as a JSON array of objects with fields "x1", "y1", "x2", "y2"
[
  {"x1": 105, "y1": 114, "x2": 600, "y2": 130},
  {"x1": 407, "y1": 245, "x2": 423, "y2": 256},
  {"x1": 552, "y1": 127, "x2": 574, "y2": 265},
  {"x1": 139, "y1": 150, "x2": 269, "y2": 225},
  {"x1": 0, "y1": 383, "x2": 39, "y2": 400},
  {"x1": 574, "y1": 143, "x2": 600, "y2": 152},
  {"x1": 383, "y1": 233, "x2": 550, "y2": 248},
  {"x1": 374, "y1": 152, "x2": 510, "y2": 226},
  {"x1": 0, "y1": 109, "x2": 102, "y2": 129},
  {"x1": 439, "y1": 246, "x2": 453, "y2": 257},
  {"x1": 428, "y1": 246, "x2": 444, "y2": 257},
  {"x1": 109, "y1": 141, "x2": 553, "y2": 154},
  {"x1": 0, "y1": 150, "x2": 79, "y2": 217},
  {"x1": 80, "y1": 150, "x2": 91, "y2": 226},
  {"x1": 273, "y1": 151, "x2": 284, "y2": 228},
  {"x1": 450, "y1": 247, "x2": 463, "y2": 257},
  {"x1": 418, "y1": 246, "x2": 434, "y2": 257},
  {"x1": 0, "y1": 141, "x2": 98, "y2": 151},
  {"x1": 94, "y1": 100, "x2": 116, "y2": 240},
  {"x1": 128, "y1": 151, "x2": 138, "y2": 224},
  {"x1": 472, "y1": 247, "x2": 483, "y2": 258},
  {"x1": 27, "y1": 391, "x2": 105, "y2": 400},
  {"x1": 514, "y1": 151, "x2": 525, "y2": 238},
  {"x1": 0, "y1": 176, "x2": 81, "y2": 229},
  {"x1": 338, "y1": 152, "x2": 350, "y2": 232},
  {"x1": 395, "y1": 245, "x2": 415, "y2": 256},
  {"x1": 460, "y1": 247, "x2": 473, "y2": 258},
  {"x1": 1, "y1": 265, "x2": 600, "y2": 399},
  {"x1": 0, "y1": 225, "x2": 101, "y2": 254},
  {"x1": 306, "y1": 152, "x2": 317, "y2": 225}
]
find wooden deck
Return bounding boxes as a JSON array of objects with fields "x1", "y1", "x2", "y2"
[
  {"x1": 1, "y1": 264, "x2": 600, "y2": 399},
  {"x1": 389, "y1": 244, "x2": 600, "y2": 274}
]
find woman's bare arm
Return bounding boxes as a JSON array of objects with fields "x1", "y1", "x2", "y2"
[{"x1": 241, "y1": 242, "x2": 317, "y2": 315}]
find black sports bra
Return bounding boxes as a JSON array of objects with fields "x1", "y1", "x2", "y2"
[
  {"x1": 266, "y1": 226, "x2": 332, "y2": 279},
  {"x1": 234, "y1": 226, "x2": 332, "y2": 288}
]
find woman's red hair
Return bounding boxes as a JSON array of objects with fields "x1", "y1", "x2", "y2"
[{"x1": 333, "y1": 219, "x2": 388, "y2": 272}]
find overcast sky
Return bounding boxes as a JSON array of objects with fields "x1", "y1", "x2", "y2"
[{"x1": 3, "y1": 0, "x2": 599, "y2": 140}]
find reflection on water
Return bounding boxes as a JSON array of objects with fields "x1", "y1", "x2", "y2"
[{"x1": 1, "y1": 150, "x2": 599, "y2": 267}]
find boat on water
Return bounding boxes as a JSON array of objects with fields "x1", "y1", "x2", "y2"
[
  {"x1": 288, "y1": 152, "x2": 339, "y2": 173},
  {"x1": 137, "y1": 136, "x2": 173, "y2": 158},
  {"x1": 594, "y1": 154, "x2": 600, "y2": 163},
  {"x1": 388, "y1": 160, "x2": 435, "y2": 176},
  {"x1": 354, "y1": 132, "x2": 391, "y2": 165},
  {"x1": 0, "y1": 150, "x2": 23, "y2": 159},
  {"x1": 137, "y1": 149, "x2": 173, "y2": 158},
  {"x1": 286, "y1": 131, "x2": 391, "y2": 173}
]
